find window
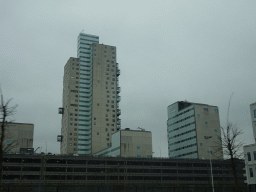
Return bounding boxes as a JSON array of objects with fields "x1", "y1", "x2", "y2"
[
  {"x1": 105, "y1": 128, "x2": 108, "y2": 131},
  {"x1": 107, "y1": 123, "x2": 109, "y2": 126},
  {"x1": 254, "y1": 151, "x2": 256, "y2": 160},
  {"x1": 107, "y1": 133, "x2": 109, "y2": 136},
  {"x1": 74, "y1": 133, "x2": 77, "y2": 136},
  {"x1": 106, "y1": 118, "x2": 109, "y2": 121},
  {"x1": 200, "y1": 143, "x2": 203, "y2": 146},
  {"x1": 197, "y1": 114, "x2": 200, "y2": 117},
  {"x1": 217, "y1": 137, "x2": 221, "y2": 140},
  {"x1": 107, "y1": 91, "x2": 109, "y2": 93},
  {"x1": 111, "y1": 129, "x2": 115, "y2": 131},
  {"x1": 107, "y1": 109, "x2": 109, "y2": 112},
  {"x1": 70, "y1": 118, "x2": 73, "y2": 121},
  {"x1": 112, "y1": 91, "x2": 115, "y2": 94},
  {"x1": 137, "y1": 146, "x2": 140, "y2": 149},
  {"x1": 107, "y1": 77, "x2": 109, "y2": 80},
  {"x1": 75, "y1": 114, "x2": 77, "y2": 116},
  {"x1": 107, "y1": 100, "x2": 109, "y2": 103},
  {"x1": 214, "y1": 109, "x2": 218, "y2": 112},
  {"x1": 97, "y1": 103, "x2": 99, "y2": 106},
  {"x1": 70, "y1": 133, "x2": 72, "y2": 136},
  {"x1": 74, "y1": 123, "x2": 77, "y2": 126},
  {"x1": 107, "y1": 60, "x2": 109, "y2": 62},
  {"x1": 248, "y1": 152, "x2": 252, "y2": 161},
  {"x1": 112, "y1": 96, "x2": 115, "y2": 98},
  {"x1": 74, "y1": 138, "x2": 77, "y2": 141},
  {"x1": 75, "y1": 95, "x2": 78, "y2": 97},
  {"x1": 106, "y1": 104, "x2": 109, "y2": 107},
  {"x1": 214, "y1": 129, "x2": 218, "y2": 132},
  {"x1": 111, "y1": 124, "x2": 114, "y2": 126},
  {"x1": 137, "y1": 155, "x2": 141, "y2": 158},
  {"x1": 106, "y1": 82, "x2": 108, "y2": 85},
  {"x1": 74, "y1": 148, "x2": 77, "y2": 151},
  {"x1": 106, "y1": 114, "x2": 108, "y2": 117},
  {"x1": 74, "y1": 143, "x2": 77, "y2": 146},
  {"x1": 70, "y1": 123, "x2": 72, "y2": 125},
  {"x1": 112, "y1": 114, "x2": 115, "y2": 117},
  {"x1": 112, "y1": 119, "x2": 115, "y2": 122},
  {"x1": 106, "y1": 86, "x2": 108, "y2": 89},
  {"x1": 74, "y1": 119, "x2": 77, "y2": 121},
  {"x1": 76, "y1": 77, "x2": 79, "y2": 79},
  {"x1": 111, "y1": 105, "x2": 114, "y2": 108},
  {"x1": 111, "y1": 100, "x2": 114, "y2": 103},
  {"x1": 107, "y1": 68, "x2": 109, "y2": 71},
  {"x1": 204, "y1": 108, "x2": 208, "y2": 112},
  {"x1": 107, "y1": 95, "x2": 109, "y2": 98},
  {"x1": 207, "y1": 151, "x2": 212, "y2": 153},
  {"x1": 74, "y1": 128, "x2": 77, "y2": 131},
  {"x1": 97, "y1": 132, "x2": 99, "y2": 135},
  {"x1": 111, "y1": 87, "x2": 114, "y2": 89},
  {"x1": 94, "y1": 117, "x2": 96, "y2": 120},
  {"x1": 147, "y1": 155, "x2": 152, "y2": 158},
  {"x1": 7, "y1": 141, "x2": 12, "y2": 144},
  {"x1": 112, "y1": 110, "x2": 115, "y2": 112},
  {"x1": 254, "y1": 110, "x2": 256, "y2": 118},
  {"x1": 205, "y1": 122, "x2": 208, "y2": 125},
  {"x1": 107, "y1": 143, "x2": 110, "y2": 146},
  {"x1": 249, "y1": 168, "x2": 253, "y2": 177},
  {"x1": 94, "y1": 122, "x2": 96, "y2": 125}
]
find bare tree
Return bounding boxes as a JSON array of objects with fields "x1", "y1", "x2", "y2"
[
  {"x1": 213, "y1": 95, "x2": 245, "y2": 192},
  {"x1": 0, "y1": 90, "x2": 18, "y2": 185}
]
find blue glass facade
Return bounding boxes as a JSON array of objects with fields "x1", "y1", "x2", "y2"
[{"x1": 77, "y1": 33, "x2": 99, "y2": 155}]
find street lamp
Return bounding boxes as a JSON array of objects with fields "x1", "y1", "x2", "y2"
[{"x1": 204, "y1": 136, "x2": 214, "y2": 192}]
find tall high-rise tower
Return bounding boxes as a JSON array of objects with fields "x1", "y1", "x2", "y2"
[{"x1": 59, "y1": 33, "x2": 121, "y2": 155}]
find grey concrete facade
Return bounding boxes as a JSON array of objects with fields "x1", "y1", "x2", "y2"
[
  {"x1": 167, "y1": 101, "x2": 223, "y2": 159},
  {"x1": 95, "y1": 129, "x2": 152, "y2": 158},
  {"x1": 0, "y1": 123, "x2": 34, "y2": 153}
]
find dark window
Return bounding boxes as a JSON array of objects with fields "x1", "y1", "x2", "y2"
[
  {"x1": 111, "y1": 105, "x2": 114, "y2": 108},
  {"x1": 248, "y1": 152, "x2": 251, "y2": 161},
  {"x1": 204, "y1": 108, "x2": 208, "y2": 111},
  {"x1": 249, "y1": 168, "x2": 253, "y2": 177},
  {"x1": 254, "y1": 151, "x2": 256, "y2": 160}
]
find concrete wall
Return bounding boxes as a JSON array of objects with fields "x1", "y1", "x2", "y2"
[
  {"x1": 194, "y1": 104, "x2": 223, "y2": 160},
  {"x1": 120, "y1": 130, "x2": 152, "y2": 158},
  {"x1": 1, "y1": 123, "x2": 34, "y2": 153}
]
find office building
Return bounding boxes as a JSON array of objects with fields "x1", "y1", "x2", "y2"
[
  {"x1": 167, "y1": 101, "x2": 223, "y2": 159},
  {"x1": 59, "y1": 33, "x2": 121, "y2": 155},
  {"x1": 0, "y1": 123, "x2": 34, "y2": 154},
  {"x1": 95, "y1": 128, "x2": 152, "y2": 158},
  {"x1": 243, "y1": 102, "x2": 256, "y2": 192}
]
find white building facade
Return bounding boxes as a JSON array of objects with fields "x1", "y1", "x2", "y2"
[{"x1": 167, "y1": 101, "x2": 223, "y2": 159}]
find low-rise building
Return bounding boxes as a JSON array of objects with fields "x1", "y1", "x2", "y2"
[
  {"x1": 0, "y1": 123, "x2": 34, "y2": 154},
  {"x1": 244, "y1": 143, "x2": 256, "y2": 191},
  {"x1": 95, "y1": 128, "x2": 152, "y2": 158}
]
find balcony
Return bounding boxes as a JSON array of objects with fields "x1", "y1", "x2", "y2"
[
  {"x1": 117, "y1": 119, "x2": 121, "y2": 125},
  {"x1": 117, "y1": 69, "x2": 120, "y2": 77},
  {"x1": 117, "y1": 96, "x2": 121, "y2": 103},
  {"x1": 117, "y1": 109, "x2": 121, "y2": 116},
  {"x1": 117, "y1": 87, "x2": 121, "y2": 93}
]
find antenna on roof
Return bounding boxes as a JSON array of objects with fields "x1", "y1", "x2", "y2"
[{"x1": 80, "y1": 29, "x2": 84, "y2": 33}]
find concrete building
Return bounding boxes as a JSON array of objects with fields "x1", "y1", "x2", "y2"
[
  {"x1": 0, "y1": 123, "x2": 34, "y2": 154},
  {"x1": 167, "y1": 101, "x2": 223, "y2": 159},
  {"x1": 243, "y1": 102, "x2": 256, "y2": 192},
  {"x1": 95, "y1": 128, "x2": 152, "y2": 158},
  {"x1": 59, "y1": 33, "x2": 121, "y2": 155},
  {"x1": 250, "y1": 102, "x2": 256, "y2": 142},
  {"x1": 244, "y1": 143, "x2": 256, "y2": 192}
]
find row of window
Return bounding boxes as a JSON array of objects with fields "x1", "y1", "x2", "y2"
[
  {"x1": 169, "y1": 136, "x2": 196, "y2": 146},
  {"x1": 173, "y1": 151, "x2": 198, "y2": 158},
  {"x1": 168, "y1": 115, "x2": 194, "y2": 127},
  {"x1": 169, "y1": 129, "x2": 196, "y2": 139},
  {"x1": 169, "y1": 108, "x2": 194, "y2": 120},
  {"x1": 247, "y1": 151, "x2": 256, "y2": 161},
  {"x1": 170, "y1": 143, "x2": 197, "y2": 152},
  {"x1": 168, "y1": 122, "x2": 195, "y2": 133},
  {"x1": 93, "y1": 122, "x2": 116, "y2": 127}
]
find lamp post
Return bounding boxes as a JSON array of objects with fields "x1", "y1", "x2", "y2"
[{"x1": 204, "y1": 136, "x2": 214, "y2": 192}]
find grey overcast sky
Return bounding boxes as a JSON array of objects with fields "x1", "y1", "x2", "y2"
[{"x1": 0, "y1": 1, "x2": 255, "y2": 156}]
